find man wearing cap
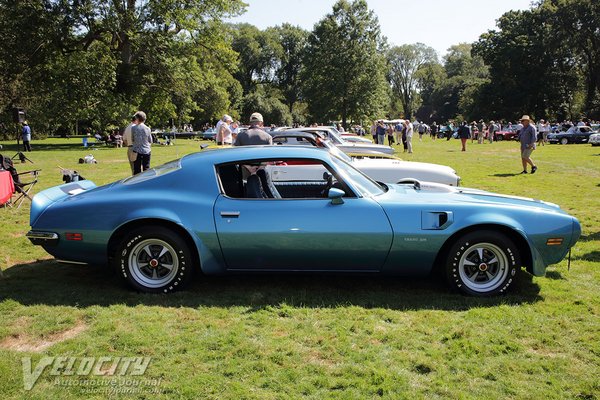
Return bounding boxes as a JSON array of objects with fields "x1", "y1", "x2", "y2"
[
  {"x1": 234, "y1": 112, "x2": 272, "y2": 146},
  {"x1": 518, "y1": 115, "x2": 538, "y2": 174}
]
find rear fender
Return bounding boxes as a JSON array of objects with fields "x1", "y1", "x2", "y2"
[{"x1": 30, "y1": 181, "x2": 98, "y2": 226}]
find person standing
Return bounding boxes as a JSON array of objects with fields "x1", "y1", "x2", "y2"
[
  {"x1": 488, "y1": 120, "x2": 498, "y2": 143},
  {"x1": 430, "y1": 122, "x2": 438, "y2": 140},
  {"x1": 131, "y1": 111, "x2": 153, "y2": 175},
  {"x1": 386, "y1": 123, "x2": 395, "y2": 146},
  {"x1": 122, "y1": 116, "x2": 137, "y2": 174},
  {"x1": 403, "y1": 119, "x2": 414, "y2": 153},
  {"x1": 518, "y1": 115, "x2": 538, "y2": 174},
  {"x1": 234, "y1": 112, "x2": 272, "y2": 146},
  {"x1": 537, "y1": 119, "x2": 549, "y2": 146},
  {"x1": 375, "y1": 120, "x2": 386, "y2": 145},
  {"x1": 477, "y1": 120, "x2": 486, "y2": 144},
  {"x1": 370, "y1": 121, "x2": 377, "y2": 143},
  {"x1": 394, "y1": 121, "x2": 403, "y2": 146},
  {"x1": 215, "y1": 115, "x2": 233, "y2": 145},
  {"x1": 458, "y1": 121, "x2": 470, "y2": 151},
  {"x1": 21, "y1": 121, "x2": 32, "y2": 152},
  {"x1": 231, "y1": 121, "x2": 240, "y2": 143}
]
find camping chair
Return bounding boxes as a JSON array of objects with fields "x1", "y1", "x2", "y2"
[{"x1": 0, "y1": 153, "x2": 41, "y2": 209}]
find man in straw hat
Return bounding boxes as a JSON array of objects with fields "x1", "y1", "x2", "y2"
[{"x1": 518, "y1": 115, "x2": 538, "y2": 174}]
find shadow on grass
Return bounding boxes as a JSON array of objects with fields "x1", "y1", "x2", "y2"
[
  {"x1": 580, "y1": 231, "x2": 600, "y2": 242},
  {"x1": 545, "y1": 271, "x2": 565, "y2": 280},
  {"x1": 491, "y1": 173, "x2": 522, "y2": 177},
  {"x1": 573, "y1": 251, "x2": 600, "y2": 262},
  {"x1": 0, "y1": 260, "x2": 542, "y2": 311}
]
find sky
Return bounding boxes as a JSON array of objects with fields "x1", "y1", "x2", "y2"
[{"x1": 228, "y1": 0, "x2": 534, "y2": 57}]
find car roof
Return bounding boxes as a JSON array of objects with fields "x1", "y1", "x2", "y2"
[{"x1": 181, "y1": 145, "x2": 331, "y2": 167}]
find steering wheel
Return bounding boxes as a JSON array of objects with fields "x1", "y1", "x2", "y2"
[{"x1": 321, "y1": 171, "x2": 333, "y2": 197}]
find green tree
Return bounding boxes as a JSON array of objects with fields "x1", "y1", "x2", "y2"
[
  {"x1": 302, "y1": 0, "x2": 388, "y2": 127},
  {"x1": 0, "y1": 0, "x2": 244, "y2": 134},
  {"x1": 269, "y1": 24, "x2": 309, "y2": 115},
  {"x1": 473, "y1": 9, "x2": 579, "y2": 120},
  {"x1": 387, "y1": 43, "x2": 438, "y2": 119},
  {"x1": 540, "y1": 0, "x2": 600, "y2": 118}
]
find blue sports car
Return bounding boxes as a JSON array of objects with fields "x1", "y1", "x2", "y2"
[{"x1": 27, "y1": 146, "x2": 581, "y2": 296}]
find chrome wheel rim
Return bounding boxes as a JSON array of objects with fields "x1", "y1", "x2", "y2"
[
  {"x1": 458, "y1": 242, "x2": 508, "y2": 293},
  {"x1": 128, "y1": 239, "x2": 178, "y2": 288}
]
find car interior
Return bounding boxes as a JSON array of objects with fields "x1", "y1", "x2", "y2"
[{"x1": 216, "y1": 159, "x2": 353, "y2": 199}]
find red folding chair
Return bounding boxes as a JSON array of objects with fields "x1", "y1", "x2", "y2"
[{"x1": 0, "y1": 169, "x2": 14, "y2": 208}]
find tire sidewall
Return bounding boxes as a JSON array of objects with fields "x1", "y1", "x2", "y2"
[
  {"x1": 446, "y1": 231, "x2": 520, "y2": 296},
  {"x1": 118, "y1": 226, "x2": 193, "y2": 293}
]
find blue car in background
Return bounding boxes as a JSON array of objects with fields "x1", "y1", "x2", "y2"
[
  {"x1": 27, "y1": 146, "x2": 580, "y2": 296},
  {"x1": 202, "y1": 128, "x2": 216, "y2": 140}
]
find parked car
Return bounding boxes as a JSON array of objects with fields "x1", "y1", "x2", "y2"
[
  {"x1": 202, "y1": 128, "x2": 216, "y2": 140},
  {"x1": 547, "y1": 126, "x2": 595, "y2": 144},
  {"x1": 588, "y1": 132, "x2": 600, "y2": 146},
  {"x1": 272, "y1": 131, "x2": 461, "y2": 186},
  {"x1": 287, "y1": 126, "x2": 395, "y2": 155},
  {"x1": 494, "y1": 127, "x2": 519, "y2": 141},
  {"x1": 27, "y1": 146, "x2": 580, "y2": 296},
  {"x1": 339, "y1": 134, "x2": 373, "y2": 144}
]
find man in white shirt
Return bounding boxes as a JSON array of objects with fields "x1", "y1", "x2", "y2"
[
  {"x1": 122, "y1": 116, "x2": 137, "y2": 174},
  {"x1": 403, "y1": 119, "x2": 414, "y2": 153},
  {"x1": 215, "y1": 115, "x2": 233, "y2": 145}
]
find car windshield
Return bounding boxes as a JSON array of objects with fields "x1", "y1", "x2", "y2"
[{"x1": 329, "y1": 155, "x2": 386, "y2": 197}]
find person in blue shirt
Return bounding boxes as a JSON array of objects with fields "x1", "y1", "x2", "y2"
[
  {"x1": 22, "y1": 121, "x2": 32, "y2": 152},
  {"x1": 518, "y1": 115, "x2": 538, "y2": 174}
]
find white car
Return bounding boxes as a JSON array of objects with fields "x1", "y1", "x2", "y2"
[
  {"x1": 589, "y1": 132, "x2": 600, "y2": 146},
  {"x1": 286, "y1": 126, "x2": 395, "y2": 155},
  {"x1": 271, "y1": 132, "x2": 460, "y2": 186}
]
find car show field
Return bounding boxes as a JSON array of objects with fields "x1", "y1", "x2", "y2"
[{"x1": 0, "y1": 136, "x2": 598, "y2": 398}]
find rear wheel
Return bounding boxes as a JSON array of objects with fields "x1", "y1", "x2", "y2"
[
  {"x1": 560, "y1": 137, "x2": 568, "y2": 145},
  {"x1": 496, "y1": 135, "x2": 503, "y2": 141},
  {"x1": 117, "y1": 226, "x2": 194, "y2": 293},
  {"x1": 445, "y1": 231, "x2": 520, "y2": 296}
]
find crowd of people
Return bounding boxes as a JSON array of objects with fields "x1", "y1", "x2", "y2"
[{"x1": 16, "y1": 111, "x2": 597, "y2": 177}]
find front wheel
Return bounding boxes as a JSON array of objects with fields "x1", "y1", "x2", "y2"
[
  {"x1": 445, "y1": 231, "x2": 520, "y2": 296},
  {"x1": 560, "y1": 137, "x2": 568, "y2": 145},
  {"x1": 118, "y1": 226, "x2": 194, "y2": 293},
  {"x1": 495, "y1": 135, "x2": 503, "y2": 141}
]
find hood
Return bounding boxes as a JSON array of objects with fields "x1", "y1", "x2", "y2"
[
  {"x1": 354, "y1": 158, "x2": 456, "y2": 174},
  {"x1": 385, "y1": 182, "x2": 564, "y2": 213}
]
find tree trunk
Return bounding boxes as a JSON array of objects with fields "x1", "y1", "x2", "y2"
[{"x1": 115, "y1": 0, "x2": 136, "y2": 96}]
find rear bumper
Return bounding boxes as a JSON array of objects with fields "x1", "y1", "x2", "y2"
[{"x1": 26, "y1": 230, "x2": 59, "y2": 246}]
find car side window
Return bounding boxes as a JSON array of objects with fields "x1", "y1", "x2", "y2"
[{"x1": 216, "y1": 159, "x2": 355, "y2": 200}]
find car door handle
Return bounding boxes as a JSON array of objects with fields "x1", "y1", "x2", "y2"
[{"x1": 220, "y1": 211, "x2": 240, "y2": 218}]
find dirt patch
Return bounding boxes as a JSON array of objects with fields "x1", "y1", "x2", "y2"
[{"x1": 0, "y1": 321, "x2": 87, "y2": 352}]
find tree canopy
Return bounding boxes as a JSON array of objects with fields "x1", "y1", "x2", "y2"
[{"x1": 0, "y1": 0, "x2": 598, "y2": 137}]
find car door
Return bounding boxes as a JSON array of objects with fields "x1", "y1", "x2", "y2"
[
  {"x1": 213, "y1": 160, "x2": 393, "y2": 272},
  {"x1": 214, "y1": 196, "x2": 392, "y2": 271}
]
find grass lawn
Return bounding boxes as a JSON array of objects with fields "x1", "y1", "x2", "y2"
[{"x1": 0, "y1": 135, "x2": 598, "y2": 399}]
